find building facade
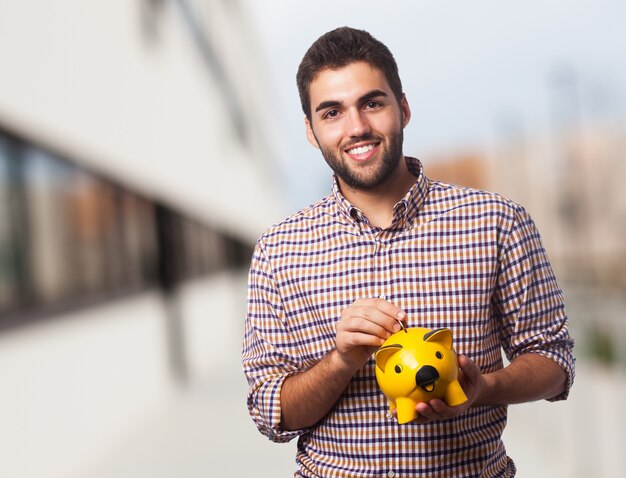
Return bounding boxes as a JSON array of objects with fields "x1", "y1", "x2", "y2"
[{"x1": 0, "y1": 2, "x2": 282, "y2": 477}]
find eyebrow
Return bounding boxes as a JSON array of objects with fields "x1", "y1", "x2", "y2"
[{"x1": 314, "y1": 89, "x2": 389, "y2": 113}]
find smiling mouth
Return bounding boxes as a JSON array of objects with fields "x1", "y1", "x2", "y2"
[{"x1": 346, "y1": 143, "x2": 376, "y2": 155}]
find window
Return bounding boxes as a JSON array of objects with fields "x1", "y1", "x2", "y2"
[{"x1": 0, "y1": 127, "x2": 252, "y2": 326}]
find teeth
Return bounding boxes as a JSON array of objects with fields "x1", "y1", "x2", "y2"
[{"x1": 347, "y1": 144, "x2": 375, "y2": 155}]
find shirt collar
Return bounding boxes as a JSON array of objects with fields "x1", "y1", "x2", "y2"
[{"x1": 332, "y1": 156, "x2": 429, "y2": 228}]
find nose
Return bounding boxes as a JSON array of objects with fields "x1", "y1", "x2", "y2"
[
  {"x1": 346, "y1": 108, "x2": 370, "y2": 137},
  {"x1": 415, "y1": 365, "x2": 439, "y2": 392}
]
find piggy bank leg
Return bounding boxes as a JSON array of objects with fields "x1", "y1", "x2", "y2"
[
  {"x1": 445, "y1": 379, "x2": 468, "y2": 407},
  {"x1": 395, "y1": 397, "x2": 418, "y2": 424}
]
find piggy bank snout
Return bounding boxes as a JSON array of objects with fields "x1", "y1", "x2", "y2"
[{"x1": 415, "y1": 365, "x2": 439, "y2": 392}]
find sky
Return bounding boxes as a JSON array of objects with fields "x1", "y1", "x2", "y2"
[{"x1": 242, "y1": 0, "x2": 626, "y2": 210}]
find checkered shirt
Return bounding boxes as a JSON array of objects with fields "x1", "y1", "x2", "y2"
[{"x1": 242, "y1": 157, "x2": 575, "y2": 477}]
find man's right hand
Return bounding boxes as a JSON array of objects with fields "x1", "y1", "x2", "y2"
[
  {"x1": 335, "y1": 298, "x2": 407, "y2": 372},
  {"x1": 281, "y1": 298, "x2": 406, "y2": 431}
]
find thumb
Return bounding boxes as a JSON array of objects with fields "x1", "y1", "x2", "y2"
[{"x1": 459, "y1": 355, "x2": 481, "y2": 384}]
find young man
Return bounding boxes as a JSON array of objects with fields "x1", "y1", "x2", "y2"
[{"x1": 242, "y1": 27, "x2": 575, "y2": 477}]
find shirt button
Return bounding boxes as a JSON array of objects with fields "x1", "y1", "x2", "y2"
[
  {"x1": 387, "y1": 471, "x2": 396, "y2": 478},
  {"x1": 379, "y1": 294, "x2": 386, "y2": 300},
  {"x1": 386, "y1": 411, "x2": 393, "y2": 419}
]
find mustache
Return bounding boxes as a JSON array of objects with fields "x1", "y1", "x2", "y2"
[{"x1": 341, "y1": 134, "x2": 381, "y2": 150}]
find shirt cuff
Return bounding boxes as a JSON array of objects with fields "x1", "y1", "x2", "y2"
[{"x1": 248, "y1": 373, "x2": 313, "y2": 443}]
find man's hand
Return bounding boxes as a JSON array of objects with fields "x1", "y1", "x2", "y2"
[
  {"x1": 280, "y1": 297, "x2": 406, "y2": 431},
  {"x1": 409, "y1": 352, "x2": 567, "y2": 424},
  {"x1": 412, "y1": 355, "x2": 485, "y2": 424},
  {"x1": 335, "y1": 298, "x2": 407, "y2": 373}
]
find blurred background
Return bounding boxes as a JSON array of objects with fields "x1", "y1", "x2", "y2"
[{"x1": 1, "y1": 1, "x2": 624, "y2": 477}]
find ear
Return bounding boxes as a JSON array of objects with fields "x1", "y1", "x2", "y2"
[
  {"x1": 400, "y1": 93, "x2": 411, "y2": 129},
  {"x1": 375, "y1": 344, "x2": 403, "y2": 372},
  {"x1": 305, "y1": 116, "x2": 320, "y2": 149},
  {"x1": 423, "y1": 328, "x2": 453, "y2": 349}
]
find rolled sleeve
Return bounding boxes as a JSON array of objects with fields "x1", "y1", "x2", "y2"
[
  {"x1": 246, "y1": 370, "x2": 307, "y2": 443},
  {"x1": 494, "y1": 205, "x2": 575, "y2": 400},
  {"x1": 242, "y1": 240, "x2": 311, "y2": 442}
]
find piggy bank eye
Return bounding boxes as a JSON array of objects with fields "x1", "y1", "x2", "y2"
[
  {"x1": 436, "y1": 351, "x2": 444, "y2": 360},
  {"x1": 394, "y1": 364, "x2": 403, "y2": 373}
]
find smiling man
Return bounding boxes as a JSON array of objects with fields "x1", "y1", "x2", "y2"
[
  {"x1": 306, "y1": 64, "x2": 408, "y2": 190},
  {"x1": 242, "y1": 27, "x2": 575, "y2": 477}
]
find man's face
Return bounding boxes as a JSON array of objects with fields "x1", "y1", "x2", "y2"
[{"x1": 305, "y1": 61, "x2": 411, "y2": 191}]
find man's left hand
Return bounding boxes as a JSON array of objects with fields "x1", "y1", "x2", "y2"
[{"x1": 413, "y1": 355, "x2": 485, "y2": 424}]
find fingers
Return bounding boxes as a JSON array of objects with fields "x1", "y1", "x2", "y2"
[
  {"x1": 411, "y1": 356, "x2": 483, "y2": 424},
  {"x1": 336, "y1": 330, "x2": 389, "y2": 349},
  {"x1": 459, "y1": 355, "x2": 480, "y2": 384},
  {"x1": 396, "y1": 396, "x2": 469, "y2": 424},
  {"x1": 344, "y1": 298, "x2": 406, "y2": 336},
  {"x1": 416, "y1": 399, "x2": 461, "y2": 422},
  {"x1": 338, "y1": 313, "x2": 396, "y2": 339},
  {"x1": 336, "y1": 307, "x2": 403, "y2": 350},
  {"x1": 354, "y1": 298, "x2": 406, "y2": 323},
  {"x1": 458, "y1": 355, "x2": 485, "y2": 405},
  {"x1": 335, "y1": 298, "x2": 407, "y2": 369}
]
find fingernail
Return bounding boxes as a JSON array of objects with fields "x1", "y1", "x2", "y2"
[
  {"x1": 393, "y1": 323, "x2": 401, "y2": 332},
  {"x1": 396, "y1": 311, "x2": 405, "y2": 320}
]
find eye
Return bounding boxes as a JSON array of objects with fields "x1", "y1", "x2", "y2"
[
  {"x1": 436, "y1": 351, "x2": 443, "y2": 360},
  {"x1": 394, "y1": 364, "x2": 403, "y2": 373},
  {"x1": 323, "y1": 109, "x2": 340, "y2": 119},
  {"x1": 365, "y1": 101, "x2": 381, "y2": 110}
]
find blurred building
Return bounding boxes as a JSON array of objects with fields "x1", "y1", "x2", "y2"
[
  {"x1": 0, "y1": 2, "x2": 282, "y2": 478},
  {"x1": 422, "y1": 120, "x2": 626, "y2": 292}
]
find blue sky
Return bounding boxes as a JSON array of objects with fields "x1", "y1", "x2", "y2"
[{"x1": 243, "y1": 0, "x2": 626, "y2": 210}]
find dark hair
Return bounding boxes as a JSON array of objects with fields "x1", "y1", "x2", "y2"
[{"x1": 296, "y1": 27, "x2": 403, "y2": 120}]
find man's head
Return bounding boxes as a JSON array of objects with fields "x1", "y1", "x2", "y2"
[
  {"x1": 297, "y1": 27, "x2": 403, "y2": 121},
  {"x1": 298, "y1": 28, "x2": 411, "y2": 192}
]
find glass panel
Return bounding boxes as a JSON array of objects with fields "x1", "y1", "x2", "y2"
[
  {"x1": 0, "y1": 128, "x2": 250, "y2": 321},
  {"x1": 23, "y1": 147, "x2": 77, "y2": 304},
  {"x1": 0, "y1": 138, "x2": 16, "y2": 311},
  {"x1": 117, "y1": 191, "x2": 158, "y2": 288}
]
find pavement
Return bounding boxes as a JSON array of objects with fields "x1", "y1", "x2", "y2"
[{"x1": 84, "y1": 364, "x2": 297, "y2": 477}]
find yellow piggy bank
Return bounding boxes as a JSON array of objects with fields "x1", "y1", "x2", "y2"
[{"x1": 375, "y1": 327, "x2": 468, "y2": 424}]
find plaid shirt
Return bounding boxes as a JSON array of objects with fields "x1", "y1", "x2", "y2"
[{"x1": 242, "y1": 157, "x2": 575, "y2": 477}]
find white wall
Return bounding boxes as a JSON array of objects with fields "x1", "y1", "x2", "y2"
[
  {"x1": 0, "y1": 0, "x2": 284, "y2": 241},
  {"x1": 0, "y1": 293, "x2": 172, "y2": 478},
  {"x1": 179, "y1": 270, "x2": 248, "y2": 383},
  {"x1": 0, "y1": 271, "x2": 253, "y2": 478}
]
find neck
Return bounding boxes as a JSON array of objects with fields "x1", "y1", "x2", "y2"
[{"x1": 339, "y1": 156, "x2": 415, "y2": 229}]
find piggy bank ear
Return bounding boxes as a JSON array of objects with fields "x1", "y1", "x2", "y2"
[
  {"x1": 423, "y1": 328, "x2": 453, "y2": 349},
  {"x1": 375, "y1": 344, "x2": 403, "y2": 372}
]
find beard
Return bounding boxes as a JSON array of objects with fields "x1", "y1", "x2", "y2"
[{"x1": 318, "y1": 128, "x2": 404, "y2": 191}]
